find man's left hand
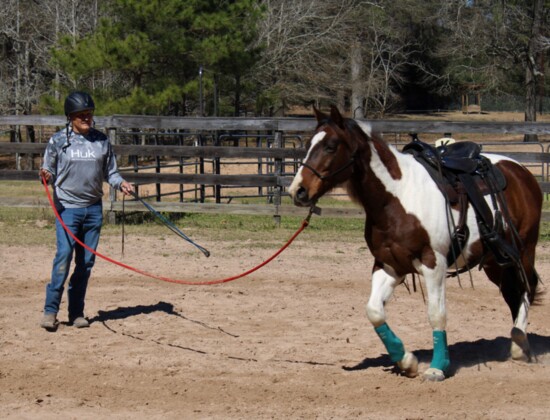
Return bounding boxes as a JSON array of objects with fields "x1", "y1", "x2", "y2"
[{"x1": 120, "y1": 181, "x2": 134, "y2": 196}]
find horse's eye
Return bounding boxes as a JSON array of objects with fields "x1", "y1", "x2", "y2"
[{"x1": 324, "y1": 142, "x2": 337, "y2": 153}]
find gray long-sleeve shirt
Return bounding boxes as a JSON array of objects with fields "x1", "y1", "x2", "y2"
[{"x1": 41, "y1": 126, "x2": 125, "y2": 209}]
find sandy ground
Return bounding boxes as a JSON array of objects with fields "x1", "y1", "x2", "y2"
[
  {"x1": 2, "y1": 110, "x2": 550, "y2": 418},
  {"x1": 1, "y1": 223, "x2": 550, "y2": 419}
]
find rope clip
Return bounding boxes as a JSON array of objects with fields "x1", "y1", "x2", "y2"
[{"x1": 305, "y1": 205, "x2": 322, "y2": 224}]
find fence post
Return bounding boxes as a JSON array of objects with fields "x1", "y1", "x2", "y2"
[
  {"x1": 13, "y1": 125, "x2": 22, "y2": 171},
  {"x1": 214, "y1": 133, "x2": 221, "y2": 203},
  {"x1": 273, "y1": 130, "x2": 283, "y2": 226},
  {"x1": 154, "y1": 132, "x2": 161, "y2": 201},
  {"x1": 198, "y1": 134, "x2": 206, "y2": 203}
]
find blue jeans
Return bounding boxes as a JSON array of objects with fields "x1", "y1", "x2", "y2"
[{"x1": 44, "y1": 201, "x2": 103, "y2": 319}]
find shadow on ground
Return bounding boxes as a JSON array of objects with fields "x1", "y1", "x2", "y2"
[{"x1": 342, "y1": 333, "x2": 550, "y2": 376}]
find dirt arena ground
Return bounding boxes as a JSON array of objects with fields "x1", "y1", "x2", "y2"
[
  {"x1": 2, "y1": 224, "x2": 550, "y2": 419},
  {"x1": 2, "y1": 110, "x2": 550, "y2": 418}
]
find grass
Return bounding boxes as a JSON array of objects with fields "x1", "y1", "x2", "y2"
[
  {"x1": 3, "y1": 204, "x2": 549, "y2": 250},
  {"x1": 0, "y1": 180, "x2": 44, "y2": 197},
  {"x1": 0, "y1": 180, "x2": 366, "y2": 246},
  {"x1": 538, "y1": 221, "x2": 550, "y2": 241},
  {"x1": 1, "y1": 179, "x2": 549, "y2": 246},
  {"x1": 0, "y1": 206, "x2": 366, "y2": 247},
  {"x1": 108, "y1": 211, "x2": 366, "y2": 245}
]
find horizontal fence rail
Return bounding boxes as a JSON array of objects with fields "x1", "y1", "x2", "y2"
[
  {"x1": 0, "y1": 143, "x2": 306, "y2": 159},
  {"x1": 3, "y1": 143, "x2": 550, "y2": 163},
  {"x1": 1, "y1": 115, "x2": 550, "y2": 222},
  {"x1": 1, "y1": 115, "x2": 550, "y2": 134},
  {"x1": 0, "y1": 169, "x2": 286, "y2": 187}
]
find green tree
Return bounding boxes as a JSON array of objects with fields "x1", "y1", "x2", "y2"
[{"x1": 51, "y1": 0, "x2": 263, "y2": 115}]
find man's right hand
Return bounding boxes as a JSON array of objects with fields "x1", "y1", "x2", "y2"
[{"x1": 39, "y1": 168, "x2": 52, "y2": 183}]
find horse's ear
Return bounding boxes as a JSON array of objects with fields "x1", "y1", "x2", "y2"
[
  {"x1": 313, "y1": 106, "x2": 327, "y2": 123},
  {"x1": 330, "y1": 105, "x2": 345, "y2": 129}
]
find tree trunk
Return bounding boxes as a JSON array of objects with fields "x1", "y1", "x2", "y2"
[
  {"x1": 54, "y1": 2, "x2": 60, "y2": 102},
  {"x1": 350, "y1": 40, "x2": 364, "y2": 118},
  {"x1": 15, "y1": 0, "x2": 21, "y2": 115},
  {"x1": 524, "y1": 0, "x2": 543, "y2": 142},
  {"x1": 234, "y1": 74, "x2": 241, "y2": 116},
  {"x1": 336, "y1": 90, "x2": 345, "y2": 114},
  {"x1": 214, "y1": 74, "x2": 219, "y2": 117}
]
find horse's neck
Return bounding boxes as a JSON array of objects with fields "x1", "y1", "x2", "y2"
[
  {"x1": 349, "y1": 137, "x2": 411, "y2": 214},
  {"x1": 353, "y1": 121, "x2": 401, "y2": 174},
  {"x1": 368, "y1": 139, "x2": 403, "y2": 180}
]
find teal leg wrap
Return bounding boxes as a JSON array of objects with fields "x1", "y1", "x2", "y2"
[
  {"x1": 430, "y1": 330, "x2": 450, "y2": 373},
  {"x1": 375, "y1": 323, "x2": 405, "y2": 363}
]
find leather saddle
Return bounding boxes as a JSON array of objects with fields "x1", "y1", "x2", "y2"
[{"x1": 402, "y1": 136, "x2": 518, "y2": 268}]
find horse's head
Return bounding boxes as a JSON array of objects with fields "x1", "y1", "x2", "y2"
[{"x1": 289, "y1": 106, "x2": 357, "y2": 207}]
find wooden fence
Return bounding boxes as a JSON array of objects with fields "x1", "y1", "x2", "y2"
[{"x1": 1, "y1": 115, "x2": 550, "y2": 222}]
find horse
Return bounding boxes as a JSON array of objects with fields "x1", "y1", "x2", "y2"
[{"x1": 289, "y1": 106, "x2": 542, "y2": 381}]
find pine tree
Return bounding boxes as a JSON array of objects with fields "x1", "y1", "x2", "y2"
[{"x1": 51, "y1": 0, "x2": 263, "y2": 115}]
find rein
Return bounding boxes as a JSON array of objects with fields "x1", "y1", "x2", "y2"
[{"x1": 41, "y1": 175, "x2": 313, "y2": 286}]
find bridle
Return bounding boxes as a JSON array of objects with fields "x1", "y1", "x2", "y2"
[{"x1": 299, "y1": 150, "x2": 357, "y2": 181}]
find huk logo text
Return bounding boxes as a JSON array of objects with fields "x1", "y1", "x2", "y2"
[{"x1": 70, "y1": 150, "x2": 96, "y2": 159}]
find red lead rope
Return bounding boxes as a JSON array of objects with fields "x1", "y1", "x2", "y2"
[{"x1": 41, "y1": 175, "x2": 310, "y2": 286}]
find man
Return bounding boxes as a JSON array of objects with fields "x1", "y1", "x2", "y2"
[{"x1": 39, "y1": 91, "x2": 133, "y2": 331}]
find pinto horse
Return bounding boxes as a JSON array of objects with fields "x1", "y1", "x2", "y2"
[{"x1": 289, "y1": 106, "x2": 542, "y2": 381}]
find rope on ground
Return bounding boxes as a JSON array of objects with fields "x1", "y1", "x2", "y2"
[{"x1": 41, "y1": 175, "x2": 311, "y2": 286}]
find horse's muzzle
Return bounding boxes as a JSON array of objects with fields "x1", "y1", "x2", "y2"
[{"x1": 293, "y1": 186, "x2": 313, "y2": 207}]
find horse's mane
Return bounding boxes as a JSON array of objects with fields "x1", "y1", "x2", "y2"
[
  {"x1": 319, "y1": 111, "x2": 383, "y2": 153},
  {"x1": 344, "y1": 118, "x2": 364, "y2": 132},
  {"x1": 338, "y1": 118, "x2": 370, "y2": 205}
]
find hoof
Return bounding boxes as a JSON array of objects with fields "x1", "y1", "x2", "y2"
[
  {"x1": 423, "y1": 368, "x2": 446, "y2": 382},
  {"x1": 397, "y1": 351, "x2": 418, "y2": 378},
  {"x1": 511, "y1": 327, "x2": 531, "y2": 362}
]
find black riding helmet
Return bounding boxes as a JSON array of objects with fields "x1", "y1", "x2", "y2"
[
  {"x1": 64, "y1": 91, "x2": 95, "y2": 117},
  {"x1": 62, "y1": 91, "x2": 95, "y2": 149}
]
